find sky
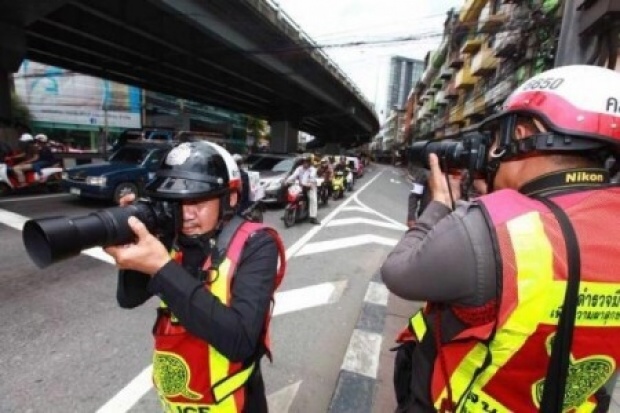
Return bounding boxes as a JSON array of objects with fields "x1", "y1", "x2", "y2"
[{"x1": 273, "y1": 0, "x2": 463, "y2": 121}]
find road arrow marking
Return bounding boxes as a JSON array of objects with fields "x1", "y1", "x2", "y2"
[
  {"x1": 327, "y1": 217, "x2": 405, "y2": 231},
  {"x1": 273, "y1": 281, "x2": 346, "y2": 316},
  {"x1": 296, "y1": 235, "x2": 398, "y2": 257},
  {"x1": 267, "y1": 380, "x2": 302, "y2": 413}
]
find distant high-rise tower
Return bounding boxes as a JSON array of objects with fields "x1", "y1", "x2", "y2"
[{"x1": 386, "y1": 56, "x2": 424, "y2": 111}]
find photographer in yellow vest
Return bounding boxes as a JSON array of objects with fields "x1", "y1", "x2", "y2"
[
  {"x1": 382, "y1": 65, "x2": 620, "y2": 412},
  {"x1": 105, "y1": 141, "x2": 286, "y2": 413}
]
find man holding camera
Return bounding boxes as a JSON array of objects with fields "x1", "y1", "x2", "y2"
[
  {"x1": 382, "y1": 65, "x2": 620, "y2": 412},
  {"x1": 104, "y1": 141, "x2": 286, "y2": 413}
]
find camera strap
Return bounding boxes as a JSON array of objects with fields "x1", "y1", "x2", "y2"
[
  {"x1": 518, "y1": 168, "x2": 609, "y2": 197},
  {"x1": 536, "y1": 196, "x2": 581, "y2": 413}
]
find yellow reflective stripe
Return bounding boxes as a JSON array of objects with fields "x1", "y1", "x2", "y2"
[
  {"x1": 437, "y1": 212, "x2": 553, "y2": 411},
  {"x1": 576, "y1": 400, "x2": 597, "y2": 412},
  {"x1": 410, "y1": 311, "x2": 427, "y2": 340},
  {"x1": 209, "y1": 258, "x2": 234, "y2": 386},
  {"x1": 213, "y1": 363, "x2": 256, "y2": 403}
]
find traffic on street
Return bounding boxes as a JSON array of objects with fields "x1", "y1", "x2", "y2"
[{"x1": 0, "y1": 164, "x2": 410, "y2": 413}]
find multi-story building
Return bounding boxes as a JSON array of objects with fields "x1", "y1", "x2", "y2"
[
  {"x1": 386, "y1": 56, "x2": 425, "y2": 112},
  {"x1": 405, "y1": 0, "x2": 562, "y2": 145}
]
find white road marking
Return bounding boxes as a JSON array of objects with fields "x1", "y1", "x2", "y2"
[
  {"x1": 285, "y1": 171, "x2": 385, "y2": 259},
  {"x1": 327, "y1": 217, "x2": 406, "y2": 231},
  {"x1": 364, "y1": 282, "x2": 389, "y2": 307},
  {"x1": 0, "y1": 168, "x2": 388, "y2": 413},
  {"x1": 340, "y1": 329, "x2": 383, "y2": 379},
  {"x1": 353, "y1": 194, "x2": 408, "y2": 230},
  {"x1": 0, "y1": 208, "x2": 27, "y2": 230},
  {"x1": 295, "y1": 235, "x2": 398, "y2": 257},
  {"x1": 267, "y1": 380, "x2": 302, "y2": 413},
  {"x1": 96, "y1": 366, "x2": 153, "y2": 413},
  {"x1": 273, "y1": 281, "x2": 346, "y2": 316},
  {"x1": 0, "y1": 193, "x2": 71, "y2": 204}
]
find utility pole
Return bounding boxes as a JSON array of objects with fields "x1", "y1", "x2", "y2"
[{"x1": 554, "y1": 0, "x2": 588, "y2": 67}]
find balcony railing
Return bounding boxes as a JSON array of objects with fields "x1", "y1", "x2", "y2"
[
  {"x1": 436, "y1": 91, "x2": 448, "y2": 106},
  {"x1": 485, "y1": 77, "x2": 515, "y2": 107},
  {"x1": 448, "y1": 106, "x2": 465, "y2": 124},
  {"x1": 439, "y1": 66, "x2": 454, "y2": 80},
  {"x1": 494, "y1": 30, "x2": 520, "y2": 58},
  {"x1": 459, "y1": 0, "x2": 489, "y2": 23},
  {"x1": 479, "y1": 12, "x2": 506, "y2": 34},
  {"x1": 444, "y1": 82, "x2": 460, "y2": 100},
  {"x1": 455, "y1": 65, "x2": 476, "y2": 89},
  {"x1": 471, "y1": 47, "x2": 498, "y2": 76},
  {"x1": 448, "y1": 51, "x2": 465, "y2": 69},
  {"x1": 460, "y1": 37, "x2": 483, "y2": 55}
]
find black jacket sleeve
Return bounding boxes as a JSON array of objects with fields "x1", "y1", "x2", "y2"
[
  {"x1": 147, "y1": 230, "x2": 279, "y2": 362},
  {"x1": 117, "y1": 270, "x2": 153, "y2": 309}
]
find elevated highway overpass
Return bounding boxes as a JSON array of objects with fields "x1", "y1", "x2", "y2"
[{"x1": 0, "y1": 0, "x2": 379, "y2": 150}]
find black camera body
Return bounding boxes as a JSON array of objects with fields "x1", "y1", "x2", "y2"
[
  {"x1": 408, "y1": 131, "x2": 490, "y2": 176},
  {"x1": 23, "y1": 199, "x2": 180, "y2": 269}
]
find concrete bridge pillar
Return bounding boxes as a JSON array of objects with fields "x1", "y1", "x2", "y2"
[
  {"x1": 0, "y1": 23, "x2": 26, "y2": 122},
  {"x1": 270, "y1": 121, "x2": 298, "y2": 154}
]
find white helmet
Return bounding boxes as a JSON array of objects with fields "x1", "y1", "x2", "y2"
[
  {"x1": 232, "y1": 153, "x2": 244, "y2": 164},
  {"x1": 35, "y1": 134, "x2": 48, "y2": 143},
  {"x1": 19, "y1": 133, "x2": 34, "y2": 142}
]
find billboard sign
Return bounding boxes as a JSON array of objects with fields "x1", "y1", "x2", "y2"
[{"x1": 14, "y1": 60, "x2": 142, "y2": 129}]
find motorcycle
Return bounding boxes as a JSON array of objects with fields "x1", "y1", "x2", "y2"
[
  {"x1": 317, "y1": 177, "x2": 329, "y2": 206},
  {"x1": 0, "y1": 159, "x2": 64, "y2": 196},
  {"x1": 332, "y1": 170, "x2": 345, "y2": 200},
  {"x1": 241, "y1": 201, "x2": 265, "y2": 223},
  {"x1": 282, "y1": 181, "x2": 309, "y2": 228}
]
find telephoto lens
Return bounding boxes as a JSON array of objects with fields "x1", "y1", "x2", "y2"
[{"x1": 22, "y1": 201, "x2": 177, "y2": 269}]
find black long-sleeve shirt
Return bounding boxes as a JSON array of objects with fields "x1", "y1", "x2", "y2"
[{"x1": 116, "y1": 230, "x2": 278, "y2": 412}]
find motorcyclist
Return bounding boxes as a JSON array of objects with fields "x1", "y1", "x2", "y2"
[
  {"x1": 104, "y1": 141, "x2": 286, "y2": 413},
  {"x1": 286, "y1": 155, "x2": 320, "y2": 224},
  {"x1": 232, "y1": 153, "x2": 253, "y2": 215},
  {"x1": 334, "y1": 156, "x2": 353, "y2": 191},
  {"x1": 316, "y1": 157, "x2": 334, "y2": 197},
  {"x1": 12, "y1": 134, "x2": 40, "y2": 186},
  {"x1": 32, "y1": 134, "x2": 59, "y2": 181}
]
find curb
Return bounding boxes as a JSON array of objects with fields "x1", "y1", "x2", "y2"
[{"x1": 327, "y1": 272, "x2": 389, "y2": 413}]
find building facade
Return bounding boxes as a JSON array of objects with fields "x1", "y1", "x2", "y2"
[{"x1": 386, "y1": 56, "x2": 425, "y2": 112}]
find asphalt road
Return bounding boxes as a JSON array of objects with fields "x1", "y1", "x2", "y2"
[{"x1": 0, "y1": 164, "x2": 411, "y2": 413}]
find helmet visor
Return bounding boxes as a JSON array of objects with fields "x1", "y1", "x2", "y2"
[{"x1": 145, "y1": 176, "x2": 225, "y2": 200}]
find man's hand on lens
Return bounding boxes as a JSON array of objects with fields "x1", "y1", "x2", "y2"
[
  {"x1": 428, "y1": 153, "x2": 461, "y2": 208},
  {"x1": 104, "y1": 193, "x2": 171, "y2": 276}
]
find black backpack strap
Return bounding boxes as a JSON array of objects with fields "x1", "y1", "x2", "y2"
[
  {"x1": 536, "y1": 196, "x2": 581, "y2": 413},
  {"x1": 208, "y1": 216, "x2": 247, "y2": 274}
]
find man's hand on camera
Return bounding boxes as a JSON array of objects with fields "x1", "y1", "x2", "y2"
[
  {"x1": 118, "y1": 193, "x2": 135, "y2": 207},
  {"x1": 104, "y1": 216, "x2": 171, "y2": 276},
  {"x1": 428, "y1": 153, "x2": 461, "y2": 208}
]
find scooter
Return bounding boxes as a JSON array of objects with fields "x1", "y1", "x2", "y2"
[
  {"x1": 332, "y1": 170, "x2": 345, "y2": 200},
  {"x1": 282, "y1": 181, "x2": 309, "y2": 228},
  {"x1": 317, "y1": 177, "x2": 329, "y2": 206},
  {"x1": 241, "y1": 201, "x2": 265, "y2": 223},
  {"x1": 0, "y1": 160, "x2": 64, "y2": 196}
]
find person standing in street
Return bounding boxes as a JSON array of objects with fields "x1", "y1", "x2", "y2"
[
  {"x1": 382, "y1": 65, "x2": 620, "y2": 412},
  {"x1": 104, "y1": 141, "x2": 286, "y2": 413},
  {"x1": 286, "y1": 155, "x2": 320, "y2": 224}
]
